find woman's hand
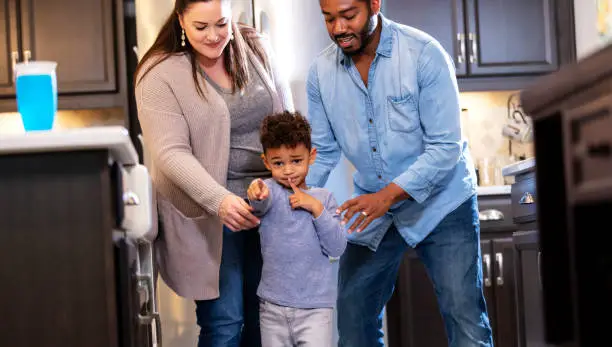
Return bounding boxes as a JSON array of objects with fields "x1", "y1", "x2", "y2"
[{"x1": 219, "y1": 194, "x2": 260, "y2": 231}]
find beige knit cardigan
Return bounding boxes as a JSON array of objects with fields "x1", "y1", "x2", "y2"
[{"x1": 136, "y1": 38, "x2": 293, "y2": 300}]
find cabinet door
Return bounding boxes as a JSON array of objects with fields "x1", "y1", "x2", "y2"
[
  {"x1": 384, "y1": 0, "x2": 467, "y2": 76},
  {"x1": 387, "y1": 250, "x2": 447, "y2": 347},
  {"x1": 514, "y1": 232, "x2": 554, "y2": 347},
  {"x1": 18, "y1": 0, "x2": 116, "y2": 94},
  {"x1": 465, "y1": 0, "x2": 558, "y2": 75},
  {"x1": 0, "y1": 0, "x2": 19, "y2": 95},
  {"x1": 481, "y1": 240, "x2": 495, "y2": 335},
  {"x1": 492, "y1": 238, "x2": 517, "y2": 347}
]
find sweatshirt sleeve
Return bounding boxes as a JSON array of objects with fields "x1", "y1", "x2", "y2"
[
  {"x1": 312, "y1": 192, "x2": 347, "y2": 258},
  {"x1": 135, "y1": 66, "x2": 231, "y2": 215}
]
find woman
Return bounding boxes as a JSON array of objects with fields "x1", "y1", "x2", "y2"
[{"x1": 134, "y1": 0, "x2": 293, "y2": 346}]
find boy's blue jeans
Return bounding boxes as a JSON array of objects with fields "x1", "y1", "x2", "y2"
[
  {"x1": 195, "y1": 227, "x2": 262, "y2": 347},
  {"x1": 337, "y1": 195, "x2": 494, "y2": 347}
]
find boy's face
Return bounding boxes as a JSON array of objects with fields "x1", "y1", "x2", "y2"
[{"x1": 262, "y1": 144, "x2": 317, "y2": 189}]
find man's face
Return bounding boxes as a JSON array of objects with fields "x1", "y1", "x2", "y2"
[{"x1": 320, "y1": 0, "x2": 380, "y2": 55}]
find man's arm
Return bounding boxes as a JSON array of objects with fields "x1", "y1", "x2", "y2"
[
  {"x1": 391, "y1": 40, "x2": 463, "y2": 204},
  {"x1": 305, "y1": 63, "x2": 342, "y2": 188}
]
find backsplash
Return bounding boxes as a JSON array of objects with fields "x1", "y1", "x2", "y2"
[
  {"x1": 460, "y1": 90, "x2": 534, "y2": 163},
  {"x1": 0, "y1": 108, "x2": 125, "y2": 135},
  {"x1": 0, "y1": 92, "x2": 532, "y2": 165}
]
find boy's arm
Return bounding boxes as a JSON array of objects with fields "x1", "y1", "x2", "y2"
[
  {"x1": 248, "y1": 179, "x2": 273, "y2": 216},
  {"x1": 248, "y1": 196, "x2": 272, "y2": 217},
  {"x1": 312, "y1": 193, "x2": 347, "y2": 258}
]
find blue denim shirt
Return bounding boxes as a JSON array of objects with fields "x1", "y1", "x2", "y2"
[{"x1": 305, "y1": 15, "x2": 477, "y2": 251}]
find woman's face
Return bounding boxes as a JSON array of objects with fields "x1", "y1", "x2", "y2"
[{"x1": 179, "y1": 0, "x2": 232, "y2": 61}]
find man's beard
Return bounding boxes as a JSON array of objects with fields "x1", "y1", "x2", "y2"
[{"x1": 338, "y1": 9, "x2": 378, "y2": 56}]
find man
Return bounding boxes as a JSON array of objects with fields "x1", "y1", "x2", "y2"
[{"x1": 305, "y1": 0, "x2": 494, "y2": 346}]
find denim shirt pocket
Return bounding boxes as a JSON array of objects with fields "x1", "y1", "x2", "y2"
[{"x1": 387, "y1": 94, "x2": 420, "y2": 133}]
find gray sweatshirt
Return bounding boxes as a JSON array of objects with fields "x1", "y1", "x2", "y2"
[{"x1": 249, "y1": 178, "x2": 347, "y2": 308}]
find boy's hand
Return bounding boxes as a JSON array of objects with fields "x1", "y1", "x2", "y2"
[
  {"x1": 248, "y1": 178, "x2": 269, "y2": 201},
  {"x1": 288, "y1": 179, "x2": 324, "y2": 218}
]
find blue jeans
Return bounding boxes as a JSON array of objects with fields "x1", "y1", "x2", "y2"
[
  {"x1": 337, "y1": 195, "x2": 493, "y2": 347},
  {"x1": 195, "y1": 227, "x2": 262, "y2": 347}
]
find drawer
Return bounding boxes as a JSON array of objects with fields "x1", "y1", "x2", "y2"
[
  {"x1": 564, "y1": 94, "x2": 612, "y2": 202},
  {"x1": 511, "y1": 172, "x2": 537, "y2": 224},
  {"x1": 477, "y1": 195, "x2": 514, "y2": 232}
]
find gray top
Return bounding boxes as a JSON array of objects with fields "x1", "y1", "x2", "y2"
[
  {"x1": 249, "y1": 179, "x2": 347, "y2": 308},
  {"x1": 204, "y1": 61, "x2": 274, "y2": 198}
]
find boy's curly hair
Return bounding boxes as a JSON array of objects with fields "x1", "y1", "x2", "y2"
[{"x1": 260, "y1": 111, "x2": 312, "y2": 153}]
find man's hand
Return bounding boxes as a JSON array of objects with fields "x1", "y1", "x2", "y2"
[
  {"x1": 247, "y1": 178, "x2": 269, "y2": 201},
  {"x1": 337, "y1": 183, "x2": 411, "y2": 233},
  {"x1": 288, "y1": 179, "x2": 324, "y2": 218}
]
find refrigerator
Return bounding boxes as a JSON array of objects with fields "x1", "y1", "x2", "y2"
[{"x1": 128, "y1": 0, "x2": 361, "y2": 345}]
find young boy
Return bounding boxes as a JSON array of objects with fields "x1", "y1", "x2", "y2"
[{"x1": 247, "y1": 111, "x2": 347, "y2": 347}]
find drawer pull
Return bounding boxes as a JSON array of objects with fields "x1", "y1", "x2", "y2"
[
  {"x1": 495, "y1": 253, "x2": 504, "y2": 286},
  {"x1": 519, "y1": 192, "x2": 535, "y2": 205},
  {"x1": 483, "y1": 253, "x2": 491, "y2": 287},
  {"x1": 478, "y1": 209, "x2": 504, "y2": 221}
]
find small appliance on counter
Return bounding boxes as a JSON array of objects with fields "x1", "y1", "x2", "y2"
[{"x1": 0, "y1": 126, "x2": 158, "y2": 347}]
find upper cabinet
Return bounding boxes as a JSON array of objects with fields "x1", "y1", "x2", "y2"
[
  {"x1": 384, "y1": 0, "x2": 576, "y2": 91},
  {"x1": 0, "y1": 0, "x2": 127, "y2": 111}
]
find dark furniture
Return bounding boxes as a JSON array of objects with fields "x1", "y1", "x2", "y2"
[
  {"x1": 384, "y1": 0, "x2": 576, "y2": 91},
  {"x1": 0, "y1": 129, "x2": 155, "y2": 347},
  {"x1": 519, "y1": 42, "x2": 612, "y2": 347},
  {"x1": 387, "y1": 191, "x2": 518, "y2": 347},
  {"x1": 0, "y1": 0, "x2": 128, "y2": 111}
]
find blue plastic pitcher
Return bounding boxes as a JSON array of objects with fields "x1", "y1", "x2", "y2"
[{"x1": 15, "y1": 61, "x2": 58, "y2": 131}]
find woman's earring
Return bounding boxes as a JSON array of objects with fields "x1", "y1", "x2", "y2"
[
  {"x1": 181, "y1": 29, "x2": 186, "y2": 47},
  {"x1": 230, "y1": 32, "x2": 234, "y2": 41}
]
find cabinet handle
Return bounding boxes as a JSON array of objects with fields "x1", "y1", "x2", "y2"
[
  {"x1": 537, "y1": 251, "x2": 542, "y2": 290},
  {"x1": 495, "y1": 252, "x2": 504, "y2": 286},
  {"x1": 23, "y1": 50, "x2": 31, "y2": 63},
  {"x1": 483, "y1": 253, "x2": 491, "y2": 287},
  {"x1": 457, "y1": 33, "x2": 466, "y2": 64},
  {"x1": 11, "y1": 51, "x2": 19, "y2": 82},
  {"x1": 478, "y1": 209, "x2": 504, "y2": 221},
  {"x1": 468, "y1": 32, "x2": 478, "y2": 63}
]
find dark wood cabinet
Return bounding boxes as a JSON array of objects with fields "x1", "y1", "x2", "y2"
[
  {"x1": 387, "y1": 194, "x2": 518, "y2": 347},
  {"x1": 0, "y1": 0, "x2": 19, "y2": 95},
  {"x1": 465, "y1": 0, "x2": 557, "y2": 76},
  {"x1": 19, "y1": 0, "x2": 117, "y2": 93},
  {"x1": 383, "y1": 0, "x2": 467, "y2": 77},
  {"x1": 513, "y1": 230, "x2": 552, "y2": 347},
  {"x1": 387, "y1": 232, "x2": 517, "y2": 347},
  {"x1": 384, "y1": 0, "x2": 575, "y2": 91},
  {"x1": 0, "y1": 0, "x2": 127, "y2": 110}
]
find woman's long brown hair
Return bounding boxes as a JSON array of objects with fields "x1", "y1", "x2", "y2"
[{"x1": 134, "y1": 0, "x2": 269, "y2": 96}]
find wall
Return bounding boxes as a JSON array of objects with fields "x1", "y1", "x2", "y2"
[
  {"x1": 574, "y1": 0, "x2": 612, "y2": 60},
  {"x1": 460, "y1": 91, "x2": 534, "y2": 163}
]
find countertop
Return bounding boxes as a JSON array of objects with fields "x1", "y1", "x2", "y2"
[
  {"x1": 476, "y1": 185, "x2": 511, "y2": 196},
  {"x1": 0, "y1": 126, "x2": 138, "y2": 165},
  {"x1": 501, "y1": 157, "x2": 536, "y2": 177}
]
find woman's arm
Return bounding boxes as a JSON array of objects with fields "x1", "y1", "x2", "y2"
[{"x1": 135, "y1": 67, "x2": 231, "y2": 216}]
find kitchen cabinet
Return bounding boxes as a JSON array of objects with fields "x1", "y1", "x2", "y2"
[
  {"x1": 513, "y1": 230, "x2": 552, "y2": 347},
  {"x1": 0, "y1": 127, "x2": 156, "y2": 346},
  {"x1": 384, "y1": 0, "x2": 576, "y2": 91},
  {"x1": 387, "y1": 194, "x2": 517, "y2": 347},
  {"x1": 517, "y1": 45, "x2": 612, "y2": 346},
  {"x1": 0, "y1": 0, "x2": 127, "y2": 110}
]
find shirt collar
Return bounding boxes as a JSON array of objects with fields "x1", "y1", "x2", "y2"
[{"x1": 338, "y1": 13, "x2": 393, "y2": 67}]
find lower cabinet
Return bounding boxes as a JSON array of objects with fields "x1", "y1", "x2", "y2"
[
  {"x1": 513, "y1": 230, "x2": 553, "y2": 347},
  {"x1": 386, "y1": 233, "x2": 517, "y2": 347}
]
